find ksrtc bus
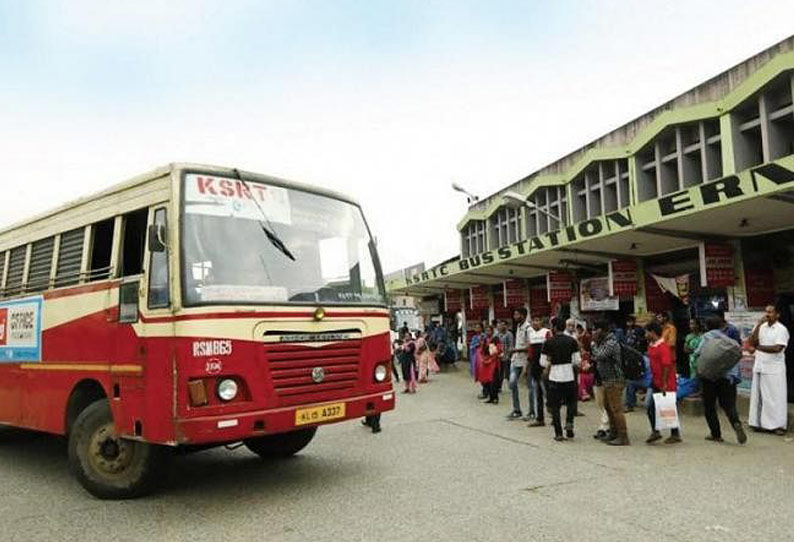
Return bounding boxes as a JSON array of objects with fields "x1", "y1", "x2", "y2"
[{"x1": 0, "y1": 164, "x2": 394, "y2": 498}]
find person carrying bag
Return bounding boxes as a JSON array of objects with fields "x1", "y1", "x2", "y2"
[{"x1": 645, "y1": 321, "x2": 682, "y2": 444}]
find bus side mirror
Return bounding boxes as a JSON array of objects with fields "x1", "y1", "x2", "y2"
[{"x1": 148, "y1": 224, "x2": 166, "y2": 253}]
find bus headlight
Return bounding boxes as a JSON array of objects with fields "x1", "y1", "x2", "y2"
[
  {"x1": 217, "y1": 378, "x2": 239, "y2": 401},
  {"x1": 374, "y1": 364, "x2": 388, "y2": 383}
]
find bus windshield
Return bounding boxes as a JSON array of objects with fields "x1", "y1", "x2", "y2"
[{"x1": 181, "y1": 173, "x2": 386, "y2": 306}]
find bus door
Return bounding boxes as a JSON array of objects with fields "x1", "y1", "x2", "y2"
[{"x1": 112, "y1": 206, "x2": 174, "y2": 442}]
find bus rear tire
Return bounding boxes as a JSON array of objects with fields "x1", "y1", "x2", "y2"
[
  {"x1": 244, "y1": 427, "x2": 317, "y2": 458},
  {"x1": 68, "y1": 399, "x2": 167, "y2": 500}
]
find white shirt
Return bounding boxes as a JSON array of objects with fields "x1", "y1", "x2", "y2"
[
  {"x1": 511, "y1": 321, "x2": 531, "y2": 368},
  {"x1": 754, "y1": 321, "x2": 790, "y2": 374},
  {"x1": 541, "y1": 353, "x2": 581, "y2": 382},
  {"x1": 540, "y1": 335, "x2": 581, "y2": 383},
  {"x1": 529, "y1": 327, "x2": 551, "y2": 345}
]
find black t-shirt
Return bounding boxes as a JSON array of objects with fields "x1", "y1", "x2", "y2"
[{"x1": 541, "y1": 334, "x2": 580, "y2": 365}]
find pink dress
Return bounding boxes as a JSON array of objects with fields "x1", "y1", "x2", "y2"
[{"x1": 416, "y1": 338, "x2": 432, "y2": 382}]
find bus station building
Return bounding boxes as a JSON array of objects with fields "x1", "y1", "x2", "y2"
[{"x1": 387, "y1": 35, "x2": 794, "y2": 398}]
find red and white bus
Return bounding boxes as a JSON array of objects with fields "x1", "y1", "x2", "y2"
[{"x1": 0, "y1": 164, "x2": 394, "y2": 498}]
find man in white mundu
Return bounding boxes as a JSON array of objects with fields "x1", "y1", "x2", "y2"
[{"x1": 749, "y1": 305, "x2": 790, "y2": 435}]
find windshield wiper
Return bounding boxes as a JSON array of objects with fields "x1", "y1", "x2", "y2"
[{"x1": 233, "y1": 169, "x2": 296, "y2": 262}]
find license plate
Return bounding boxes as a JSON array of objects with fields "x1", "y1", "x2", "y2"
[{"x1": 295, "y1": 403, "x2": 346, "y2": 426}]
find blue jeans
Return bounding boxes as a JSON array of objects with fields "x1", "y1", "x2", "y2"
[
  {"x1": 624, "y1": 379, "x2": 645, "y2": 408},
  {"x1": 529, "y1": 374, "x2": 546, "y2": 421},
  {"x1": 509, "y1": 365, "x2": 523, "y2": 414},
  {"x1": 626, "y1": 355, "x2": 652, "y2": 408}
]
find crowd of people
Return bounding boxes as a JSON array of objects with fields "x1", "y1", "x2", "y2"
[
  {"x1": 462, "y1": 305, "x2": 790, "y2": 444},
  {"x1": 392, "y1": 321, "x2": 456, "y2": 394}
]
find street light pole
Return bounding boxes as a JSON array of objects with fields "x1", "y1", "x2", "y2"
[{"x1": 451, "y1": 182, "x2": 479, "y2": 203}]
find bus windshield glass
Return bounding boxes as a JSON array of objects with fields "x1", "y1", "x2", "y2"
[{"x1": 182, "y1": 173, "x2": 386, "y2": 306}]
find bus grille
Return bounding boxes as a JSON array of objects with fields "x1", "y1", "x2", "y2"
[{"x1": 266, "y1": 341, "x2": 362, "y2": 398}]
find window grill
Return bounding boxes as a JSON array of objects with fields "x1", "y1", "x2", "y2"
[
  {"x1": 55, "y1": 227, "x2": 85, "y2": 288},
  {"x1": 26, "y1": 237, "x2": 55, "y2": 292},
  {"x1": 4, "y1": 246, "x2": 27, "y2": 297}
]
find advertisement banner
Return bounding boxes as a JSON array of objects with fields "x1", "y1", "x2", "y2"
[
  {"x1": 699, "y1": 242, "x2": 735, "y2": 288},
  {"x1": 0, "y1": 296, "x2": 43, "y2": 363},
  {"x1": 547, "y1": 271, "x2": 573, "y2": 303},
  {"x1": 529, "y1": 283, "x2": 551, "y2": 317},
  {"x1": 725, "y1": 311, "x2": 765, "y2": 391},
  {"x1": 469, "y1": 286, "x2": 490, "y2": 311},
  {"x1": 744, "y1": 267, "x2": 775, "y2": 309},
  {"x1": 608, "y1": 260, "x2": 638, "y2": 297},
  {"x1": 444, "y1": 290, "x2": 462, "y2": 313},
  {"x1": 580, "y1": 277, "x2": 619, "y2": 311}
]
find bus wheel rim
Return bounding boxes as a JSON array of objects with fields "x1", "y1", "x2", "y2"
[{"x1": 88, "y1": 424, "x2": 133, "y2": 475}]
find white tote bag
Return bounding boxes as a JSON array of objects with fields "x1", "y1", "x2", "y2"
[{"x1": 653, "y1": 392, "x2": 680, "y2": 431}]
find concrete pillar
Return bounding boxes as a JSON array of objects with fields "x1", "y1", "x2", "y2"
[
  {"x1": 627, "y1": 155, "x2": 638, "y2": 206},
  {"x1": 698, "y1": 122, "x2": 710, "y2": 182},
  {"x1": 719, "y1": 113, "x2": 736, "y2": 175},
  {"x1": 759, "y1": 94, "x2": 771, "y2": 163}
]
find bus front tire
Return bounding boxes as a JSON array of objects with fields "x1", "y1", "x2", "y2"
[
  {"x1": 244, "y1": 427, "x2": 317, "y2": 458},
  {"x1": 67, "y1": 399, "x2": 167, "y2": 500}
]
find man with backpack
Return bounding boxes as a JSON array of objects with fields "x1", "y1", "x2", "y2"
[
  {"x1": 591, "y1": 320, "x2": 630, "y2": 446},
  {"x1": 694, "y1": 316, "x2": 746, "y2": 444}
]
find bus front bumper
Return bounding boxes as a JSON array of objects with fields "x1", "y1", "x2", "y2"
[{"x1": 173, "y1": 390, "x2": 396, "y2": 445}]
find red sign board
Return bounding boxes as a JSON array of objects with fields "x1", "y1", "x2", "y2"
[
  {"x1": 744, "y1": 267, "x2": 775, "y2": 308},
  {"x1": 529, "y1": 284, "x2": 551, "y2": 317},
  {"x1": 699, "y1": 242, "x2": 735, "y2": 288},
  {"x1": 444, "y1": 290, "x2": 462, "y2": 313},
  {"x1": 547, "y1": 271, "x2": 573, "y2": 303},
  {"x1": 645, "y1": 273, "x2": 671, "y2": 313},
  {"x1": 469, "y1": 286, "x2": 490, "y2": 311},
  {"x1": 503, "y1": 279, "x2": 527, "y2": 307},
  {"x1": 493, "y1": 305, "x2": 513, "y2": 320},
  {"x1": 0, "y1": 308, "x2": 7, "y2": 346},
  {"x1": 609, "y1": 260, "x2": 638, "y2": 298}
]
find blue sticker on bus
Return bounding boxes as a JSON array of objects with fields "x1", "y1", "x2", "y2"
[{"x1": 0, "y1": 296, "x2": 43, "y2": 363}]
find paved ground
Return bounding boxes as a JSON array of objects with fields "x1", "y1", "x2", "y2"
[{"x1": 1, "y1": 366, "x2": 793, "y2": 542}]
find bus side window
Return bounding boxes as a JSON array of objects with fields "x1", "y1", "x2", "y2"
[
  {"x1": 119, "y1": 280, "x2": 140, "y2": 323},
  {"x1": 120, "y1": 208, "x2": 148, "y2": 277},
  {"x1": 148, "y1": 208, "x2": 169, "y2": 309},
  {"x1": 88, "y1": 218, "x2": 114, "y2": 281}
]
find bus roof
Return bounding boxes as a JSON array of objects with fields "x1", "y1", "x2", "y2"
[{"x1": 0, "y1": 163, "x2": 361, "y2": 239}]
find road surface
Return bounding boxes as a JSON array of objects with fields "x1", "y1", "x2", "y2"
[{"x1": 1, "y1": 366, "x2": 793, "y2": 542}]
